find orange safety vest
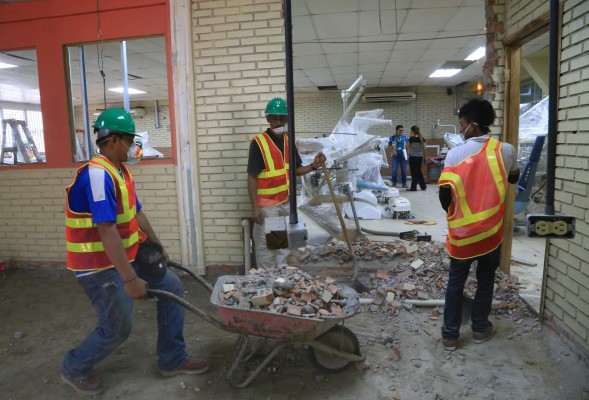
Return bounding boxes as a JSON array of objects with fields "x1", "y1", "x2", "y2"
[
  {"x1": 438, "y1": 138, "x2": 508, "y2": 259},
  {"x1": 253, "y1": 131, "x2": 290, "y2": 207},
  {"x1": 65, "y1": 156, "x2": 145, "y2": 271}
]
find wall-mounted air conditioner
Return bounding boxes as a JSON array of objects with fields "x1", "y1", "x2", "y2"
[{"x1": 363, "y1": 92, "x2": 417, "y2": 103}]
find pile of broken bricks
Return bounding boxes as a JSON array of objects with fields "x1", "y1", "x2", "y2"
[
  {"x1": 294, "y1": 239, "x2": 535, "y2": 322},
  {"x1": 218, "y1": 265, "x2": 358, "y2": 319}
]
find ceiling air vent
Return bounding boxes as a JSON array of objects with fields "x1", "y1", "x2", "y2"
[
  {"x1": 317, "y1": 85, "x2": 338, "y2": 91},
  {"x1": 363, "y1": 92, "x2": 417, "y2": 103}
]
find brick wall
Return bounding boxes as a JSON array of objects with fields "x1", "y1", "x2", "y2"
[
  {"x1": 505, "y1": 0, "x2": 550, "y2": 34},
  {"x1": 191, "y1": 0, "x2": 286, "y2": 265},
  {"x1": 0, "y1": 165, "x2": 181, "y2": 263},
  {"x1": 483, "y1": 0, "x2": 507, "y2": 133},
  {"x1": 542, "y1": 0, "x2": 589, "y2": 355},
  {"x1": 294, "y1": 88, "x2": 459, "y2": 141}
]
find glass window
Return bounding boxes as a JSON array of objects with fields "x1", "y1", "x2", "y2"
[
  {"x1": 0, "y1": 49, "x2": 46, "y2": 165},
  {"x1": 66, "y1": 36, "x2": 171, "y2": 162}
]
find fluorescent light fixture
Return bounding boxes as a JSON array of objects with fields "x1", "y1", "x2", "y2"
[
  {"x1": 465, "y1": 47, "x2": 486, "y2": 61},
  {"x1": 108, "y1": 87, "x2": 146, "y2": 94},
  {"x1": 0, "y1": 62, "x2": 17, "y2": 69},
  {"x1": 429, "y1": 69, "x2": 461, "y2": 78}
]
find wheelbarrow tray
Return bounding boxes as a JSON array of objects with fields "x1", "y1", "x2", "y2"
[{"x1": 212, "y1": 275, "x2": 350, "y2": 342}]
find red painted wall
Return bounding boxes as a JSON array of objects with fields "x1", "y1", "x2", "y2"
[{"x1": 0, "y1": 0, "x2": 175, "y2": 169}]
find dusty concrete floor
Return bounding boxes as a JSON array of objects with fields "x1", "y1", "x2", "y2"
[{"x1": 1, "y1": 265, "x2": 588, "y2": 400}]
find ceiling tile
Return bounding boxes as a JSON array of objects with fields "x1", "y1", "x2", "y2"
[
  {"x1": 306, "y1": 0, "x2": 358, "y2": 14},
  {"x1": 312, "y1": 13, "x2": 358, "y2": 40},
  {"x1": 401, "y1": 8, "x2": 456, "y2": 33}
]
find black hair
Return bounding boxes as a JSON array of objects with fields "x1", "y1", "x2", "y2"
[
  {"x1": 458, "y1": 99, "x2": 495, "y2": 134},
  {"x1": 395, "y1": 125, "x2": 404, "y2": 131}
]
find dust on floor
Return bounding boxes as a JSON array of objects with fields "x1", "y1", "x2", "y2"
[{"x1": 0, "y1": 266, "x2": 588, "y2": 400}]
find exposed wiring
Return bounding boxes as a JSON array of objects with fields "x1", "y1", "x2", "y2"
[
  {"x1": 96, "y1": 0, "x2": 106, "y2": 109},
  {"x1": 295, "y1": 33, "x2": 485, "y2": 45}
]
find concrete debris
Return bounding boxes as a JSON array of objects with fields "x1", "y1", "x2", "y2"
[
  {"x1": 218, "y1": 265, "x2": 359, "y2": 318},
  {"x1": 294, "y1": 239, "x2": 538, "y2": 332}
]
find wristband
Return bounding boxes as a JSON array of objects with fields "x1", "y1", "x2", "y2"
[
  {"x1": 311, "y1": 165, "x2": 318, "y2": 171},
  {"x1": 124, "y1": 274, "x2": 138, "y2": 284}
]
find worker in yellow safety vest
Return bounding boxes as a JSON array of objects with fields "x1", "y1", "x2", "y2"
[
  {"x1": 438, "y1": 99, "x2": 520, "y2": 351},
  {"x1": 247, "y1": 97, "x2": 326, "y2": 268},
  {"x1": 61, "y1": 108, "x2": 208, "y2": 396}
]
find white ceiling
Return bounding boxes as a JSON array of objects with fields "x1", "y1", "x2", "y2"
[{"x1": 292, "y1": 0, "x2": 487, "y2": 91}]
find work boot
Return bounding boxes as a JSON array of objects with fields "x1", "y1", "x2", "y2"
[
  {"x1": 472, "y1": 327, "x2": 495, "y2": 344},
  {"x1": 402, "y1": 184, "x2": 408, "y2": 188},
  {"x1": 442, "y1": 337, "x2": 458, "y2": 351},
  {"x1": 161, "y1": 357, "x2": 209, "y2": 377},
  {"x1": 61, "y1": 373, "x2": 104, "y2": 396}
]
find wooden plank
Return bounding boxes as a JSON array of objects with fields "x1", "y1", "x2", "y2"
[{"x1": 500, "y1": 45, "x2": 521, "y2": 274}]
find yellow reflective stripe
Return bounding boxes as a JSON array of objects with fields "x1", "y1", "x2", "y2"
[
  {"x1": 259, "y1": 167, "x2": 287, "y2": 178},
  {"x1": 440, "y1": 171, "x2": 472, "y2": 216},
  {"x1": 67, "y1": 231, "x2": 139, "y2": 253},
  {"x1": 258, "y1": 183, "x2": 288, "y2": 195},
  {"x1": 448, "y1": 219, "x2": 503, "y2": 246},
  {"x1": 486, "y1": 139, "x2": 506, "y2": 200},
  {"x1": 66, "y1": 206, "x2": 137, "y2": 228},
  {"x1": 256, "y1": 135, "x2": 276, "y2": 171}
]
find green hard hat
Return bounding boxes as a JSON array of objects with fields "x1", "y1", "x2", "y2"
[
  {"x1": 265, "y1": 97, "x2": 288, "y2": 116},
  {"x1": 93, "y1": 108, "x2": 137, "y2": 138}
]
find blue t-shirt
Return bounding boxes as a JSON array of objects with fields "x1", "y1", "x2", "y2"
[
  {"x1": 68, "y1": 163, "x2": 141, "y2": 276},
  {"x1": 388, "y1": 134, "x2": 408, "y2": 156}
]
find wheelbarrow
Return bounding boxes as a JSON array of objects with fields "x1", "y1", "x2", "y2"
[{"x1": 147, "y1": 261, "x2": 365, "y2": 388}]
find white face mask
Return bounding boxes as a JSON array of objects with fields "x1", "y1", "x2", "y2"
[
  {"x1": 122, "y1": 140, "x2": 143, "y2": 165},
  {"x1": 272, "y1": 126, "x2": 286, "y2": 134},
  {"x1": 458, "y1": 123, "x2": 472, "y2": 142}
]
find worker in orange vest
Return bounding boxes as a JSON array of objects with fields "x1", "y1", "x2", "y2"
[
  {"x1": 247, "y1": 97, "x2": 325, "y2": 268},
  {"x1": 438, "y1": 99, "x2": 520, "y2": 351},
  {"x1": 62, "y1": 108, "x2": 208, "y2": 396}
]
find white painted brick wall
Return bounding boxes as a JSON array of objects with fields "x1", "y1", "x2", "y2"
[
  {"x1": 294, "y1": 89, "x2": 458, "y2": 141},
  {"x1": 0, "y1": 165, "x2": 182, "y2": 263},
  {"x1": 192, "y1": 0, "x2": 285, "y2": 265},
  {"x1": 506, "y1": 0, "x2": 589, "y2": 354}
]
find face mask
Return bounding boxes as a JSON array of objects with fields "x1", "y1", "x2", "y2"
[
  {"x1": 458, "y1": 123, "x2": 472, "y2": 142},
  {"x1": 122, "y1": 140, "x2": 143, "y2": 165},
  {"x1": 273, "y1": 126, "x2": 286, "y2": 134}
]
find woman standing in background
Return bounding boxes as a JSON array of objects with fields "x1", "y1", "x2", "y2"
[{"x1": 407, "y1": 125, "x2": 427, "y2": 191}]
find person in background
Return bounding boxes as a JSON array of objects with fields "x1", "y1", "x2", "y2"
[
  {"x1": 407, "y1": 125, "x2": 427, "y2": 191},
  {"x1": 61, "y1": 108, "x2": 208, "y2": 396},
  {"x1": 388, "y1": 125, "x2": 408, "y2": 188},
  {"x1": 438, "y1": 99, "x2": 520, "y2": 351},
  {"x1": 247, "y1": 97, "x2": 326, "y2": 269}
]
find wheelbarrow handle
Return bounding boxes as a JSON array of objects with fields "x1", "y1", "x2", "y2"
[
  {"x1": 147, "y1": 288, "x2": 230, "y2": 332},
  {"x1": 167, "y1": 260, "x2": 214, "y2": 293}
]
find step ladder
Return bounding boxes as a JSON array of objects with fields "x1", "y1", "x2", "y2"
[{"x1": 0, "y1": 119, "x2": 42, "y2": 164}]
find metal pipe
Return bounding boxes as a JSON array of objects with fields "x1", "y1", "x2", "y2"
[
  {"x1": 242, "y1": 219, "x2": 251, "y2": 272},
  {"x1": 545, "y1": 0, "x2": 559, "y2": 216},
  {"x1": 434, "y1": 118, "x2": 457, "y2": 135},
  {"x1": 154, "y1": 100, "x2": 160, "y2": 128},
  {"x1": 78, "y1": 46, "x2": 93, "y2": 159},
  {"x1": 120, "y1": 40, "x2": 130, "y2": 111},
  {"x1": 284, "y1": 0, "x2": 298, "y2": 225}
]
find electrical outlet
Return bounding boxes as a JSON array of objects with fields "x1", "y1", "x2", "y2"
[{"x1": 526, "y1": 214, "x2": 575, "y2": 238}]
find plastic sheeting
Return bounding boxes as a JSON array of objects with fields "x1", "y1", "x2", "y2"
[
  {"x1": 297, "y1": 109, "x2": 392, "y2": 202},
  {"x1": 518, "y1": 97, "x2": 548, "y2": 176}
]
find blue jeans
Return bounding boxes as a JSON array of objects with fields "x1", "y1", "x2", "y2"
[
  {"x1": 441, "y1": 246, "x2": 501, "y2": 340},
  {"x1": 391, "y1": 156, "x2": 407, "y2": 185},
  {"x1": 61, "y1": 265, "x2": 188, "y2": 380}
]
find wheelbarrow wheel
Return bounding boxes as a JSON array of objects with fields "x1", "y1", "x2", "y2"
[{"x1": 308, "y1": 325, "x2": 360, "y2": 373}]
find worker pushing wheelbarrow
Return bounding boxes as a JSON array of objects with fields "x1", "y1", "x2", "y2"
[{"x1": 149, "y1": 261, "x2": 365, "y2": 388}]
